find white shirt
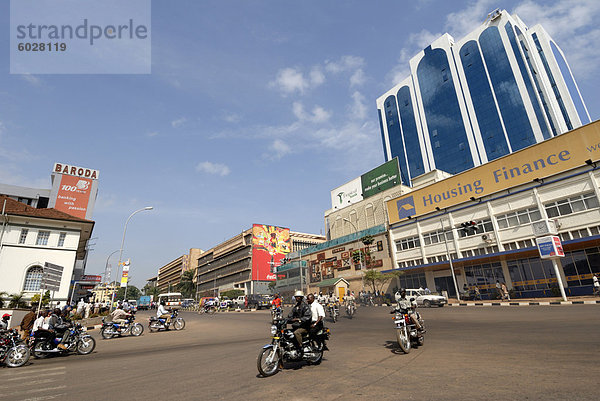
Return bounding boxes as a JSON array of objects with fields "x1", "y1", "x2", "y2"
[
  {"x1": 32, "y1": 316, "x2": 45, "y2": 332},
  {"x1": 309, "y1": 301, "x2": 325, "y2": 323},
  {"x1": 157, "y1": 304, "x2": 169, "y2": 317},
  {"x1": 593, "y1": 276, "x2": 599, "y2": 287}
]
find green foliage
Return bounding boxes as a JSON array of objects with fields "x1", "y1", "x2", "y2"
[
  {"x1": 177, "y1": 270, "x2": 196, "y2": 298},
  {"x1": 143, "y1": 284, "x2": 160, "y2": 297},
  {"x1": 221, "y1": 289, "x2": 244, "y2": 299},
  {"x1": 351, "y1": 250, "x2": 364, "y2": 265},
  {"x1": 8, "y1": 293, "x2": 28, "y2": 308},
  {"x1": 268, "y1": 281, "x2": 277, "y2": 291},
  {"x1": 116, "y1": 286, "x2": 141, "y2": 301},
  {"x1": 361, "y1": 235, "x2": 375, "y2": 246},
  {"x1": 30, "y1": 290, "x2": 51, "y2": 306},
  {"x1": 363, "y1": 270, "x2": 403, "y2": 294},
  {"x1": 0, "y1": 291, "x2": 7, "y2": 308}
]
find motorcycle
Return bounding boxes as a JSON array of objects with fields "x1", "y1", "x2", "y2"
[
  {"x1": 100, "y1": 313, "x2": 144, "y2": 339},
  {"x1": 327, "y1": 303, "x2": 339, "y2": 323},
  {"x1": 0, "y1": 329, "x2": 30, "y2": 368},
  {"x1": 391, "y1": 301, "x2": 425, "y2": 354},
  {"x1": 198, "y1": 303, "x2": 217, "y2": 315},
  {"x1": 345, "y1": 301, "x2": 356, "y2": 319},
  {"x1": 148, "y1": 310, "x2": 185, "y2": 332},
  {"x1": 30, "y1": 323, "x2": 96, "y2": 358},
  {"x1": 257, "y1": 317, "x2": 330, "y2": 377},
  {"x1": 270, "y1": 306, "x2": 283, "y2": 320}
]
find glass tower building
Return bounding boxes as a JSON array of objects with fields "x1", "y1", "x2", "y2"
[{"x1": 377, "y1": 9, "x2": 591, "y2": 186}]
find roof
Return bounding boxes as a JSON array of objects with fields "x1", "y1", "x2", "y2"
[
  {"x1": 0, "y1": 195, "x2": 93, "y2": 223},
  {"x1": 317, "y1": 277, "x2": 350, "y2": 287}
]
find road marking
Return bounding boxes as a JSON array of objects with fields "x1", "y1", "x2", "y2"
[
  {"x1": 21, "y1": 394, "x2": 66, "y2": 401},
  {"x1": 5, "y1": 366, "x2": 66, "y2": 374},
  {"x1": 5, "y1": 371, "x2": 66, "y2": 381}
]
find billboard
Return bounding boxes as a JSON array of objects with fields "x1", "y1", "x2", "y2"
[
  {"x1": 331, "y1": 177, "x2": 362, "y2": 210},
  {"x1": 361, "y1": 158, "x2": 401, "y2": 198},
  {"x1": 54, "y1": 174, "x2": 93, "y2": 219},
  {"x1": 387, "y1": 121, "x2": 600, "y2": 225},
  {"x1": 330, "y1": 158, "x2": 402, "y2": 210},
  {"x1": 251, "y1": 224, "x2": 291, "y2": 281}
]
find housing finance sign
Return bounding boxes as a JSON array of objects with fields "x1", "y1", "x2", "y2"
[
  {"x1": 386, "y1": 121, "x2": 600, "y2": 224},
  {"x1": 251, "y1": 225, "x2": 291, "y2": 281}
]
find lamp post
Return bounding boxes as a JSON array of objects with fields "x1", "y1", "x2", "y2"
[
  {"x1": 105, "y1": 249, "x2": 120, "y2": 284},
  {"x1": 111, "y1": 206, "x2": 153, "y2": 311},
  {"x1": 440, "y1": 218, "x2": 461, "y2": 301},
  {"x1": 344, "y1": 218, "x2": 365, "y2": 291}
]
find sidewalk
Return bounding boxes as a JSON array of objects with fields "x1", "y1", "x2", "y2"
[{"x1": 446, "y1": 295, "x2": 600, "y2": 307}]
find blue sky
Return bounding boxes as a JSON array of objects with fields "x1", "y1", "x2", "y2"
[{"x1": 1, "y1": 0, "x2": 599, "y2": 288}]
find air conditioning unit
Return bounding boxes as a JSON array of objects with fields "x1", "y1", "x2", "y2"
[{"x1": 482, "y1": 233, "x2": 495, "y2": 243}]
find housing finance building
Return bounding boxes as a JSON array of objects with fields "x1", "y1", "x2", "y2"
[{"x1": 377, "y1": 9, "x2": 591, "y2": 186}]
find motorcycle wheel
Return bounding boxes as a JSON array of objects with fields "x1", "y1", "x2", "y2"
[
  {"x1": 101, "y1": 327, "x2": 114, "y2": 339},
  {"x1": 173, "y1": 319, "x2": 185, "y2": 331},
  {"x1": 417, "y1": 335, "x2": 425, "y2": 346},
  {"x1": 130, "y1": 323, "x2": 144, "y2": 337},
  {"x1": 149, "y1": 322, "x2": 160, "y2": 332},
  {"x1": 306, "y1": 342, "x2": 323, "y2": 365},
  {"x1": 332, "y1": 312, "x2": 337, "y2": 323},
  {"x1": 77, "y1": 336, "x2": 96, "y2": 355},
  {"x1": 396, "y1": 328, "x2": 411, "y2": 354},
  {"x1": 5, "y1": 346, "x2": 30, "y2": 368},
  {"x1": 207, "y1": 307, "x2": 216, "y2": 315},
  {"x1": 257, "y1": 347, "x2": 280, "y2": 377},
  {"x1": 32, "y1": 341, "x2": 50, "y2": 359}
]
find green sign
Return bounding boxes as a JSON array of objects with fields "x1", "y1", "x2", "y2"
[{"x1": 361, "y1": 158, "x2": 401, "y2": 199}]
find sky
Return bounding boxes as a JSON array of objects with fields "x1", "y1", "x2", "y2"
[{"x1": 1, "y1": 0, "x2": 599, "y2": 288}]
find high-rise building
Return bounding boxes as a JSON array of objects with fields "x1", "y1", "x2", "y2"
[{"x1": 377, "y1": 9, "x2": 591, "y2": 186}]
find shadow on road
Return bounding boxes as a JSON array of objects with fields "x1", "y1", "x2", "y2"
[{"x1": 384, "y1": 340, "x2": 421, "y2": 355}]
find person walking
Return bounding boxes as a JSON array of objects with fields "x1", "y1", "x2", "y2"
[
  {"x1": 501, "y1": 282, "x2": 510, "y2": 300},
  {"x1": 495, "y1": 280, "x2": 502, "y2": 299},
  {"x1": 593, "y1": 274, "x2": 599, "y2": 296},
  {"x1": 20, "y1": 307, "x2": 37, "y2": 340}
]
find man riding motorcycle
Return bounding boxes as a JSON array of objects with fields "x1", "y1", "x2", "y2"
[
  {"x1": 110, "y1": 305, "x2": 132, "y2": 332},
  {"x1": 396, "y1": 289, "x2": 424, "y2": 331},
  {"x1": 287, "y1": 290, "x2": 312, "y2": 353},
  {"x1": 306, "y1": 294, "x2": 325, "y2": 338},
  {"x1": 157, "y1": 300, "x2": 171, "y2": 325}
]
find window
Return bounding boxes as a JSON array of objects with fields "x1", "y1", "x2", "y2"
[
  {"x1": 458, "y1": 219, "x2": 494, "y2": 238},
  {"x1": 57, "y1": 232, "x2": 67, "y2": 247},
  {"x1": 35, "y1": 231, "x2": 50, "y2": 246},
  {"x1": 422, "y1": 229, "x2": 453, "y2": 245},
  {"x1": 19, "y1": 228, "x2": 29, "y2": 244},
  {"x1": 396, "y1": 236, "x2": 420, "y2": 251},
  {"x1": 496, "y1": 207, "x2": 542, "y2": 229},
  {"x1": 23, "y1": 266, "x2": 44, "y2": 292},
  {"x1": 545, "y1": 192, "x2": 599, "y2": 218}
]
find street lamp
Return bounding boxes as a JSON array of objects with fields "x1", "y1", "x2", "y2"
[
  {"x1": 105, "y1": 249, "x2": 120, "y2": 284},
  {"x1": 110, "y1": 206, "x2": 153, "y2": 311},
  {"x1": 440, "y1": 218, "x2": 461, "y2": 301},
  {"x1": 344, "y1": 218, "x2": 365, "y2": 291}
]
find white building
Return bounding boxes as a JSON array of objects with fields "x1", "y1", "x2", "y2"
[
  {"x1": 0, "y1": 195, "x2": 94, "y2": 303},
  {"x1": 377, "y1": 9, "x2": 591, "y2": 185}
]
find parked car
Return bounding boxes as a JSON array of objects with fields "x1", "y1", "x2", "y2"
[
  {"x1": 232, "y1": 295, "x2": 247, "y2": 308},
  {"x1": 218, "y1": 297, "x2": 233, "y2": 309},
  {"x1": 246, "y1": 294, "x2": 271, "y2": 309},
  {"x1": 394, "y1": 289, "x2": 447, "y2": 307}
]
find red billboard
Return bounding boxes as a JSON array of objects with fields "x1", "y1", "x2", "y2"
[
  {"x1": 251, "y1": 224, "x2": 291, "y2": 281},
  {"x1": 54, "y1": 174, "x2": 92, "y2": 219}
]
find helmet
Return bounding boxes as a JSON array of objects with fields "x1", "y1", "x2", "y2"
[
  {"x1": 2, "y1": 313, "x2": 11, "y2": 319},
  {"x1": 160, "y1": 300, "x2": 166, "y2": 306},
  {"x1": 294, "y1": 290, "x2": 304, "y2": 298}
]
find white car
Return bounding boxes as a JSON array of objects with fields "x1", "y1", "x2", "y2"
[{"x1": 395, "y1": 289, "x2": 447, "y2": 307}]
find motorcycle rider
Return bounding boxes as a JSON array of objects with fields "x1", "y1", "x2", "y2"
[
  {"x1": 306, "y1": 294, "x2": 325, "y2": 337},
  {"x1": 110, "y1": 305, "x2": 131, "y2": 332},
  {"x1": 287, "y1": 290, "x2": 312, "y2": 353},
  {"x1": 157, "y1": 300, "x2": 171, "y2": 326},
  {"x1": 344, "y1": 292, "x2": 356, "y2": 314},
  {"x1": 396, "y1": 289, "x2": 423, "y2": 331},
  {"x1": 47, "y1": 308, "x2": 69, "y2": 350},
  {"x1": 0, "y1": 313, "x2": 10, "y2": 331}
]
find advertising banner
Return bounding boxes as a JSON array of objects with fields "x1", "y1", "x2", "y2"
[
  {"x1": 387, "y1": 121, "x2": 600, "y2": 224},
  {"x1": 361, "y1": 157, "x2": 401, "y2": 199},
  {"x1": 536, "y1": 236, "x2": 565, "y2": 259},
  {"x1": 330, "y1": 177, "x2": 362, "y2": 210},
  {"x1": 251, "y1": 225, "x2": 291, "y2": 281},
  {"x1": 54, "y1": 174, "x2": 92, "y2": 219},
  {"x1": 120, "y1": 260, "x2": 130, "y2": 288}
]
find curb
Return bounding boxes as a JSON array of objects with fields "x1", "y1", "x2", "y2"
[
  {"x1": 447, "y1": 300, "x2": 600, "y2": 307},
  {"x1": 85, "y1": 324, "x2": 103, "y2": 331}
]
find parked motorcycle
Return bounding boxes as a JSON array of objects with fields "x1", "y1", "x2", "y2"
[
  {"x1": 0, "y1": 329, "x2": 30, "y2": 368},
  {"x1": 345, "y1": 301, "x2": 356, "y2": 319},
  {"x1": 257, "y1": 317, "x2": 330, "y2": 377},
  {"x1": 30, "y1": 323, "x2": 96, "y2": 358},
  {"x1": 391, "y1": 301, "x2": 424, "y2": 354},
  {"x1": 148, "y1": 310, "x2": 185, "y2": 332},
  {"x1": 100, "y1": 313, "x2": 144, "y2": 339},
  {"x1": 327, "y1": 303, "x2": 339, "y2": 323}
]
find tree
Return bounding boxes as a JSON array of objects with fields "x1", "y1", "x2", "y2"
[
  {"x1": 268, "y1": 281, "x2": 277, "y2": 292},
  {"x1": 116, "y1": 286, "x2": 141, "y2": 301},
  {"x1": 221, "y1": 289, "x2": 244, "y2": 299},
  {"x1": 177, "y1": 270, "x2": 195, "y2": 298},
  {"x1": 361, "y1": 235, "x2": 375, "y2": 268},
  {"x1": 0, "y1": 291, "x2": 7, "y2": 308},
  {"x1": 30, "y1": 291, "x2": 51, "y2": 306},
  {"x1": 142, "y1": 284, "x2": 160, "y2": 297},
  {"x1": 363, "y1": 270, "x2": 403, "y2": 295},
  {"x1": 8, "y1": 292, "x2": 28, "y2": 308}
]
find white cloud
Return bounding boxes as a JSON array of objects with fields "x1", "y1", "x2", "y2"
[
  {"x1": 171, "y1": 117, "x2": 187, "y2": 128},
  {"x1": 309, "y1": 67, "x2": 325, "y2": 86},
  {"x1": 223, "y1": 113, "x2": 241, "y2": 123},
  {"x1": 146, "y1": 131, "x2": 159, "y2": 137},
  {"x1": 269, "y1": 139, "x2": 292, "y2": 160},
  {"x1": 270, "y1": 68, "x2": 309, "y2": 94},
  {"x1": 292, "y1": 102, "x2": 331, "y2": 123},
  {"x1": 196, "y1": 161, "x2": 231, "y2": 176},
  {"x1": 349, "y1": 69, "x2": 366, "y2": 87},
  {"x1": 20, "y1": 74, "x2": 42, "y2": 86},
  {"x1": 350, "y1": 91, "x2": 368, "y2": 120},
  {"x1": 445, "y1": 0, "x2": 497, "y2": 39},
  {"x1": 386, "y1": 29, "x2": 441, "y2": 86},
  {"x1": 325, "y1": 56, "x2": 365, "y2": 74}
]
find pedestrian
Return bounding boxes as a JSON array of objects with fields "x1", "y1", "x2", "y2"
[
  {"x1": 84, "y1": 301, "x2": 91, "y2": 318},
  {"x1": 495, "y1": 280, "x2": 502, "y2": 299},
  {"x1": 474, "y1": 285, "x2": 481, "y2": 300},
  {"x1": 77, "y1": 298, "x2": 85, "y2": 315},
  {"x1": 593, "y1": 274, "x2": 599, "y2": 296},
  {"x1": 501, "y1": 282, "x2": 510, "y2": 300},
  {"x1": 19, "y1": 307, "x2": 37, "y2": 340}
]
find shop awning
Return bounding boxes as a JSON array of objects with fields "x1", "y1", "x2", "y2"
[{"x1": 317, "y1": 278, "x2": 350, "y2": 288}]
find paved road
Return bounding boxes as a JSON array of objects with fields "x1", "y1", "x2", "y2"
[{"x1": 2, "y1": 305, "x2": 599, "y2": 400}]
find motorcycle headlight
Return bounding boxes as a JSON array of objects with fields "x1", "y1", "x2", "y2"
[{"x1": 270, "y1": 325, "x2": 278, "y2": 335}]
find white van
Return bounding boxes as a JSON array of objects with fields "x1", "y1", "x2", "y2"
[{"x1": 157, "y1": 292, "x2": 183, "y2": 309}]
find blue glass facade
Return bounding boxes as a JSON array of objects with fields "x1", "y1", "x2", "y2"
[
  {"x1": 417, "y1": 46, "x2": 473, "y2": 174},
  {"x1": 516, "y1": 27, "x2": 558, "y2": 137},
  {"x1": 460, "y1": 40, "x2": 509, "y2": 161},
  {"x1": 532, "y1": 33, "x2": 573, "y2": 130},
  {"x1": 383, "y1": 95, "x2": 410, "y2": 184},
  {"x1": 396, "y1": 86, "x2": 425, "y2": 177},
  {"x1": 479, "y1": 26, "x2": 536, "y2": 151},
  {"x1": 505, "y1": 23, "x2": 551, "y2": 140},
  {"x1": 549, "y1": 41, "x2": 590, "y2": 125}
]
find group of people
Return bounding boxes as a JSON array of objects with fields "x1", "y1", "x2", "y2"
[
  {"x1": 1, "y1": 307, "x2": 73, "y2": 349},
  {"x1": 287, "y1": 291, "x2": 325, "y2": 354}
]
